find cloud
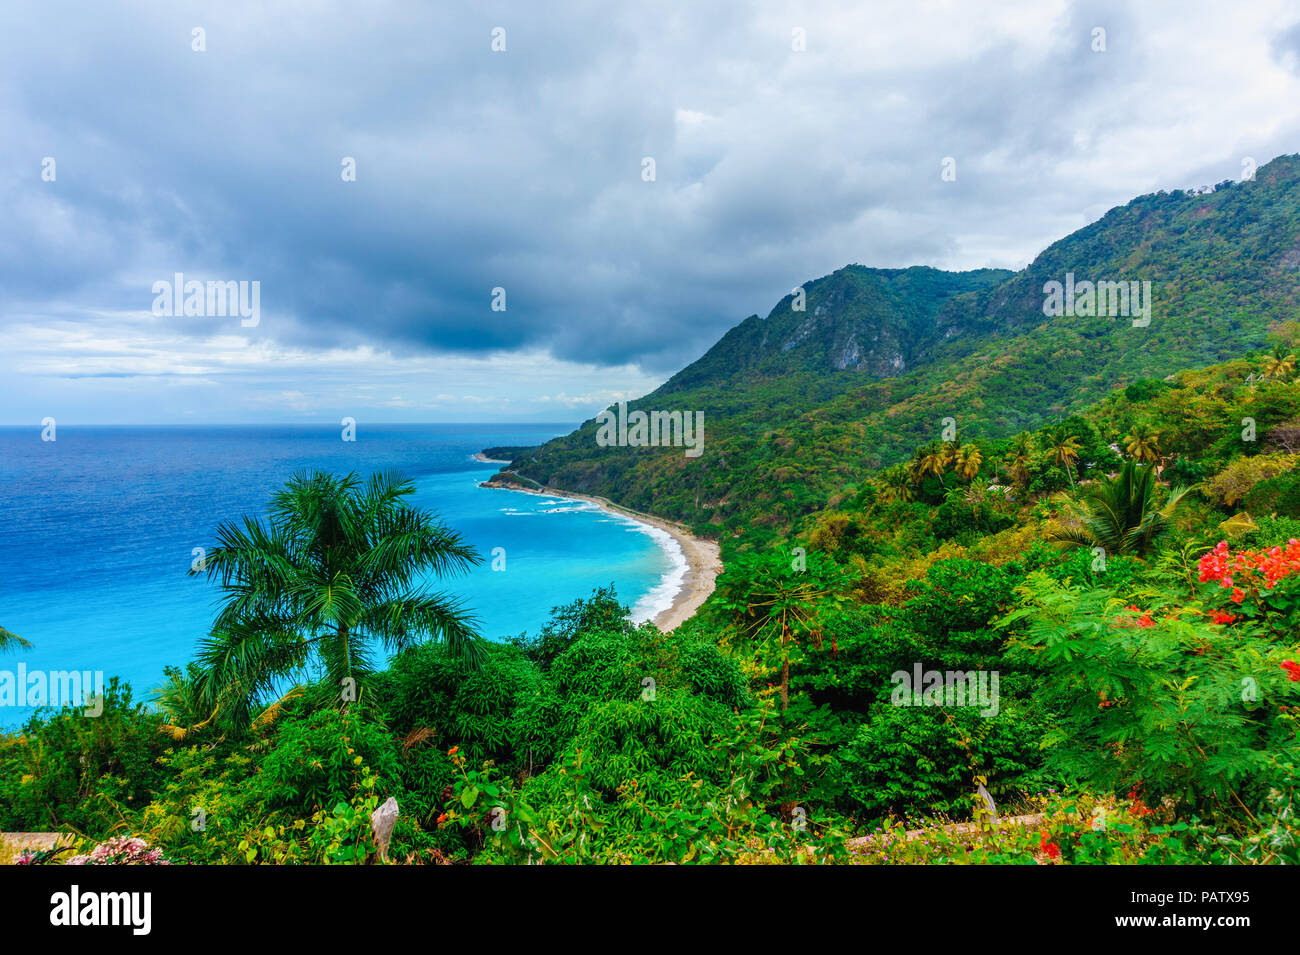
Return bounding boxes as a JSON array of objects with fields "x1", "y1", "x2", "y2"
[{"x1": 1, "y1": 0, "x2": 1299, "y2": 422}]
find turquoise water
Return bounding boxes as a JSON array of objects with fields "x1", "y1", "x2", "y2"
[{"x1": 0, "y1": 424, "x2": 679, "y2": 725}]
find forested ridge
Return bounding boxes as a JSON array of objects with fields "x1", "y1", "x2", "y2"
[{"x1": 502, "y1": 154, "x2": 1300, "y2": 538}]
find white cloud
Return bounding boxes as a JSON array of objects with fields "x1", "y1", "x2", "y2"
[{"x1": 1, "y1": 0, "x2": 1299, "y2": 422}]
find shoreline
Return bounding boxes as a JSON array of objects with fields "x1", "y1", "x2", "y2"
[
  {"x1": 472, "y1": 452, "x2": 513, "y2": 464},
  {"x1": 479, "y1": 480, "x2": 721, "y2": 632}
]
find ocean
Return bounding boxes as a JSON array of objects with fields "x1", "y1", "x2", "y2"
[{"x1": 0, "y1": 423, "x2": 683, "y2": 726}]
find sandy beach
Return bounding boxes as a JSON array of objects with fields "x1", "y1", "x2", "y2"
[
  {"x1": 473, "y1": 452, "x2": 513, "y2": 464},
  {"x1": 480, "y1": 480, "x2": 721, "y2": 632}
]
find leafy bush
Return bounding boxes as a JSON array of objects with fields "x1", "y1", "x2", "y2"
[
  {"x1": 0, "y1": 679, "x2": 165, "y2": 834},
  {"x1": 841, "y1": 701, "x2": 1049, "y2": 819},
  {"x1": 372, "y1": 640, "x2": 561, "y2": 775},
  {"x1": 466, "y1": 702, "x2": 848, "y2": 864},
  {"x1": 904, "y1": 559, "x2": 1015, "y2": 635},
  {"x1": 1206, "y1": 453, "x2": 1298, "y2": 506},
  {"x1": 1244, "y1": 467, "x2": 1300, "y2": 517},
  {"x1": 932, "y1": 495, "x2": 1015, "y2": 542},
  {"x1": 1002, "y1": 570, "x2": 1300, "y2": 820},
  {"x1": 507, "y1": 584, "x2": 631, "y2": 669},
  {"x1": 250, "y1": 709, "x2": 402, "y2": 816}
]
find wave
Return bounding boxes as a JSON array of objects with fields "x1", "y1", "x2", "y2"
[
  {"x1": 622, "y1": 522, "x2": 689, "y2": 625},
  {"x1": 487, "y1": 484, "x2": 690, "y2": 627}
]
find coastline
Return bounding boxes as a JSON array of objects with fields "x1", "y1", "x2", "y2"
[
  {"x1": 480, "y1": 479, "x2": 721, "y2": 632},
  {"x1": 473, "y1": 452, "x2": 513, "y2": 464}
]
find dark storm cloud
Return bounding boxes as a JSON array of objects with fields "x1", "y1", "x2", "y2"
[{"x1": 1, "y1": 0, "x2": 1298, "y2": 386}]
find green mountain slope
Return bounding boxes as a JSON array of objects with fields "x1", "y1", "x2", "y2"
[
  {"x1": 498, "y1": 154, "x2": 1300, "y2": 537},
  {"x1": 657, "y1": 265, "x2": 1013, "y2": 393}
]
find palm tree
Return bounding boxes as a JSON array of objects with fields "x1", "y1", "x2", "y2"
[
  {"x1": 879, "y1": 464, "x2": 915, "y2": 503},
  {"x1": 717, "y1": 553, "x2": 847, "y2": 711},
  {"x1": 192, "y1": 470, "x2": 482, "y2": 728},
  {"x1": 955, "y1": 443, "x2": 983, "y2": 482},
  {"x1": 1123, "y1": 422, "x2": 1162, "y2": 464},
  {"x1": 906, "y1": 448, "x2": 927, "y2": 486},
  {"x1": 917, "y1": 442, "x2": 953, "y2": 487},
  {"x1": 1007, "y1": 432, "x2": 1035, "y2": 489},
  {"x1": 0, "y1": 625, "x2": 31, "y2": 653},
  {"x1": 1044, "y1": 425, "x2": 1082, "y2": 487},
  {"x1": 1052, "y1": 461, "x2": 1191, "y2": 557},
  {"x1": 153, "y1": 664, "x2": 232, "y2": 740},
  {"x1": 1262, "y1": 343, "x2": 1297, "y2": 381}
]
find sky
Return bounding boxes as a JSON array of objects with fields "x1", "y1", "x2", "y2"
[{"x1": 3, "y1": 0, "x2": 1300, "y2": 425}]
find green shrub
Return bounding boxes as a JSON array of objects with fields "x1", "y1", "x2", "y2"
[
  {"x1": 250, "y1": 709, "x2": 402, "y2": 815},
  {"x1": 1244, "y1": 468, "x2": 1300, "y2": 518},
  {"x1": 0, "y1": 679, "x2": 164, "y2": 835},
  {"x1": 1002, "y1": 571, "x2": 1300, "y2": 820},
  {"x1": 372, "y1": 641, "x2": 561, "y2": 774},
  {"x1": 904, "y1": 559, "x2": 1015, "y2": 634},
  {"x1": 841, "y1": 696, "x2": 1048, "y2": 820}
]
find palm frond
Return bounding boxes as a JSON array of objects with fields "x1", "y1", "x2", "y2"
[{"x1": 0, "y1": 625, "x2": 32, "y2": 653}]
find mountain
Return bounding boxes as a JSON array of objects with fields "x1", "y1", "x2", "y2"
[
  {"x1": 656, "y1": 265, "x2": 1013, "y2": 392},
  {"x1": 493, "y1": 154, "x2": 1300, "y2": 537}
]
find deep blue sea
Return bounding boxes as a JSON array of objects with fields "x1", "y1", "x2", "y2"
[{"x1": 0, "y1": 424, "x2": 682, "y2": 726}]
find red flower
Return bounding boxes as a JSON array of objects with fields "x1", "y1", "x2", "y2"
[
  {"x1": 1198, "y1": 539, "x2": 1300, "y2": 604},
  {"x1": 1122, "y1": 605, "x2": 1156, "y2": 627},
  {"x1": 1116, "y1": 605, "x2": 1156, "y2": 628},
  {"x1": 1209, "y1": 610, "x2": 1237, "y2": 625},
  {"x1": 1126, "y1": 782, "x2": 1153, "y2": 817},
  {"x1": 1282, "y1": 660, "x2": 1300, "y2": 682},
  {"x1": 1039, "y1": 832, "x2": 1061, "y2": 860}
]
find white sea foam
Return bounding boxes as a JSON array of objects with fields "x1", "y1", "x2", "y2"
[
  {"x1": 537, "y1": 495, "x2": 597, "y2": 510},
  {"x1": 623, "y1": 522, "x2": 689, "y2": 625},
  {"x1": 489, "y1": 486, "x2": 690, "y2": 627},
  {"x1": 540, "y1": 504, "x2": 593, "y2": 514}
]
